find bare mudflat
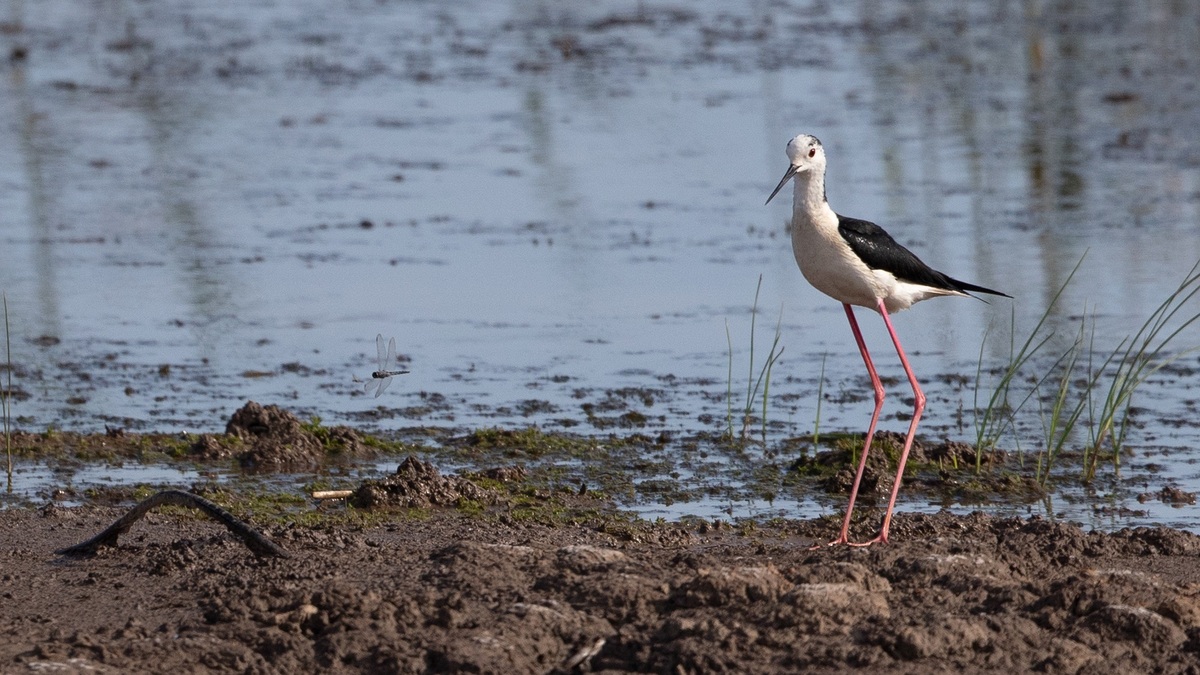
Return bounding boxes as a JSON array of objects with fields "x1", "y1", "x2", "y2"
[{"x1": 4, "y1": 494, "x2": 1200, "y2": 673}]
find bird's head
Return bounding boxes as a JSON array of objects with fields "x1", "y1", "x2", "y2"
[{"x1": 765, "y1": 134, "x2": 825, "y2": 205}]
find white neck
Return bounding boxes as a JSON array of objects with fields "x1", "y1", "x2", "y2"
[{"x1": 792, "y1": 167, "x2": 833, "y2": 226}]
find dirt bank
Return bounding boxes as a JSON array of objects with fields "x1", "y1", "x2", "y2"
[{"x1": 4, "y1": 501, "x2": 1200, "y2": 673}]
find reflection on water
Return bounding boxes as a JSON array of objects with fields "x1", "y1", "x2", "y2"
[{"x1": 1, "y1": 0, "x2": 1199, "y2": 526}]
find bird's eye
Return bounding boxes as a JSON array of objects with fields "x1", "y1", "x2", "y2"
[{"x1": 808, "y1": 148, "x2": 817, "y2": 158}]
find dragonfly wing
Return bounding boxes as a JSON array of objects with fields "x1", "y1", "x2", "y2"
[
  {"x1": 376, "y1": 376, "x2": 393, "y2": 397},
  {"x1": 387, "y1": 337, "x2": 398, "y2": 370},
  {"x1": 376, "y1": 334, "x2": 387, "y2": 370}
]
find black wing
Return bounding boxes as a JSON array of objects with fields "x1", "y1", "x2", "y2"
[{"x1": 837, "y1": 215, "x2": 1010, "y2": 298}]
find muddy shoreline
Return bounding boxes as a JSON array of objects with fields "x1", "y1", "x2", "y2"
[
  {"x1": 5, "y1": 398, "x2": 1195, "y2": 532},
  {"x1": 4, "y1": 412, "x2": 1200, "y2": 673}
]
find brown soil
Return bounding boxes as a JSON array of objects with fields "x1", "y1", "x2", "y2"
[{"x1": 6, "y1": 498, "x2": 1200, "y2": 673}]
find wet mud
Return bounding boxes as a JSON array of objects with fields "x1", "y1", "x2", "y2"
[{"x1": 5, "y1": 502, "x2": 1200, "y2": 673}]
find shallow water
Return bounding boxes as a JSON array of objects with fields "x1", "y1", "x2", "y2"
[{"x1": 2, "y1": 1, "x2": 1199, "y2": 527}]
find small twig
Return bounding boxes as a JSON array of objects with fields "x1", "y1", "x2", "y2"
[
  {"x1": 57, "y1": 489, "x2": 288, "y2": 558},
  {"x1": 312, "y1": 490, "x2": 354, "y2": 500}
]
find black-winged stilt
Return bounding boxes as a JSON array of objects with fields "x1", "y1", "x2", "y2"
[{"x1": 766, "y1": 134, "x2": 1010, "y2": 546}]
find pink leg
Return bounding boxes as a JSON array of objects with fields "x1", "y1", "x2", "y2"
[
  {"x1": 818, "y1": 303, "x2": 886, "y2": 547},
  {"x1": 848, "y1": 298, "x2": 926, "y2": 546}
]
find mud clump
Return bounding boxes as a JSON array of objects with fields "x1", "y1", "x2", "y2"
[
  {"x1": 474, "y1": 465, "x2": 529, "y2": 483},
  {"x1": 1139, "y1": 485, "x2": 1197, "y2": 505},
  {"x1": 190, "y1": 401, "x2": 365, "y2": 469},
  {"x1": 351, "y1": 456, "x2": 495, "y2": 509}
]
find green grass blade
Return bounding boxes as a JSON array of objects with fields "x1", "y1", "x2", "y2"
[
  {"x1": 725, "y1": 320, "x2": 734, "y2": 439},
  {"x1": 3, "y1": 292, "x2": 12, "y2": 488}
]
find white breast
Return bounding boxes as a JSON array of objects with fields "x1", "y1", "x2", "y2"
[{"x1": 791, "y1": 208, "x2": 886, "y2": 310}]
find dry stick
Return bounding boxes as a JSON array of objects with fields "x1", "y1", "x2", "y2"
[
  {"x1": 57, "y1": 489, "x2": 288, "y2": 558},
  {"x1": 309, "y1": 487, "x2": 350, "y2": 499}
]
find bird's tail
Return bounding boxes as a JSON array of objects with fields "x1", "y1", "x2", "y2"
[{"x1": 949, "y1": 277, "x2": 1012, "y2": 300}]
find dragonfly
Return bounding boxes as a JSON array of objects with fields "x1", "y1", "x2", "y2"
[{"x1": 362, "y1": 333, "x2": 409, "y2": 397}]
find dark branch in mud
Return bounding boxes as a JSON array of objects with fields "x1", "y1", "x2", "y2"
[{"x1": 56, "y1": 489, "x2": 288, "y2": 559}]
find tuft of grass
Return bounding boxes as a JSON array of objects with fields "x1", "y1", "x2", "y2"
[
  {"x1": 973, "y1": 255, "x2": 1084, "y2": 473},
  {"x1": 1081, "y1": 259, "x2": 1200, "y2": 481},
  {"x1": 724, "y1": 275, "x2": 785, "y2": 443},
  {"x1": 725, "y1": 321, "x2": 734, "y2": 437},
  {"x1": 974, "y1": 255, "x2": 1200, "y2": 485},
  {"x1": 301, "y1": 415, "x2": 347, "y2": 453},
  {"x1": 811, "y1": 353, "x2": 826, "y2": 452},
  {"x1": 1032, "y1": 311, "x2": 1094, "y2": 487},
  {"x1": 755, "y1": 306, "x2": 785, "y2": 441}
]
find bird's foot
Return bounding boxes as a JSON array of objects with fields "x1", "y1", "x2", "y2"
[
  {"x1": 846, "y1": 532, "x2": 888, "y2": 547},
  {"x1": 808, "y1": 532, "x2": 889, "y2": 548},
  {"x1": 808, "y1": 531, "x2": 853, "y2": 550}
]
